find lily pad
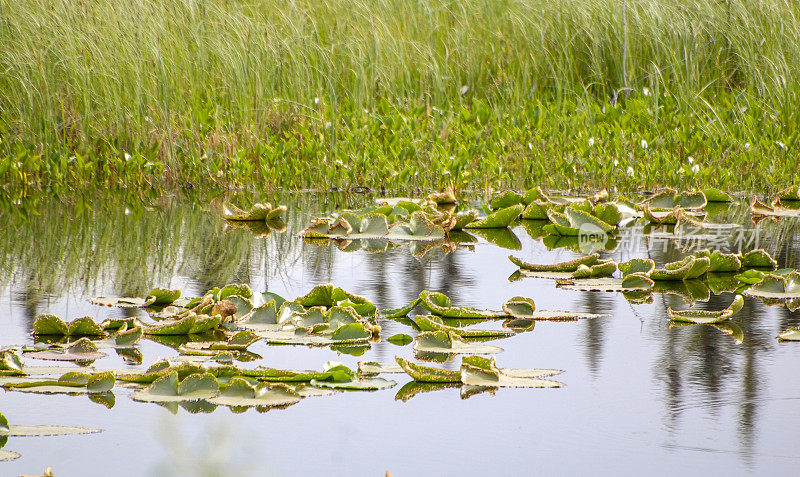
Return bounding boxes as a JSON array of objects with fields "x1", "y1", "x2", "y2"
[
  {"x1": 465, "y1": 204, "x2": 523, "y2": 229},
  {"x1": 413, "y1": 331, "x2": 502, "y2": 355},
  {"x1": 310, "y1": 377, "x2": 396, "y2": 391},
  {"x1": 744, "y1": 273, "x2": 800, "y2": 299},
  {"x1": 208, "y1": 378, "x2": 302, "y2": 407},
  {"x1": 395, "y1": 356, "x2": 461, "y2": 382},
  {"x1": 89, "y1": 296, "x2": 155, "y2": 308},
  {"x1": 132, "y1": 372, "x2": 219, "y2": 403},
  {"x1": 667, "y1": 295, "x2": 744, "y2": 324},
  {"x1": 509, "y1": 253, "x2": 599, "y2": 272},
  {"x1": 490, "y1": 190, "x2": 525, "y2": 210},
  {"x1": 618, "y1": 258, "x2": 655, "y2": 276},
  {"x1": 460, "y1": 356, "x2": 563, "y2": 388},
  {"x1": 414, "y1": 315, "x2": 514, "y2": 338},
  {"x1": 777, "y1": 327, "x2": 800, "y2": 341},
  {"x1": 557, "y1": 274, "x2": 654, "y2": 293},
  {"x1": 386, "y1": 334, "x2": 413, "y2": 346},
  {"x1": 502, "y1": 296, "x2": 536, "y2": 318},
  {"x1": 147, "y1": 288, "x2": 181, "y2": 306},
  {"x1": 25, "y1": 338, "x2": 107, "y2": 363}
]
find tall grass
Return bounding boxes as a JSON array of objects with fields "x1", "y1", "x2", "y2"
[{"x1": 0, "y1": 0, "x2": 799, "y2": 190}]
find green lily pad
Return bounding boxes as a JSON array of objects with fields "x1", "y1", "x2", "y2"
[
  {"x1": 557, "y1": 274, "x2": 654, "y2": 293},
  {"x1": 413, "y1": 331, "x2": 502, "y2": 355},
  {"x1": 395, "y1": 356, "x2": 461, "y2": 382},
  {"x1": 419, "y1": 291, "x2": 502, "y2": 319},
  {"x1": 667, "y1": 295, "x2": 744, "y2": 324},
  {"x1": 702, "y1": 188, "x2": 733, "y2": 203},
  {"x1": 460, "y1": 356, "x2": 563, "y2": 388},
  {"x1": 465, "y1": 204, "x2": 523, "y2": 229},
  {"x1": 132, "y1": 371, "x2": 219, "y2": 403},
  {"x1": 208, "y1": 378, "x2": 301, "y2": 407},
  {"x1": 357, "y1": 361, "x2": 404, "y2": 376},
  {"x1": 386, "y1": 334, "x2": 413, "y2": 346},
  {"x1": 309, "y1": 377, "x2": 396, "y2": 391},
  {"x1": 89, "y1": 296, "x2": 155, "y2": 308},
  {"x1": 490, "y1": 190, "x2": 525, "y2": 210},
  {"x1": 778, "y1": 327, "x2": 800, "y2": 341},
  {"x1": 744, "y1": 272, "x2": 800, "y2": 299},
  {"x1": 147, "y1": 288, "x2": 181, "y2": 306},
  {"x1": 33, "y1": 314, "x2": 69, "y2": 335},
  {"x1": 509, "y1": 253, "x2": 600, "y2": 272},
  {"x1": 414, "y1": 315, "x2": 514, "y2": 338},
  {"x1": 740, "y1": 249, "x2": 778, "y2": 268},
  {"x1": 502, "y1": 296, "x2": 535, "y2": 318},
  {"x1": 618, "y1": 259, "x2": 655, "y2": 276},
  {"x1": 24, "y1": 338, "x2": 107, "y2": 363}
]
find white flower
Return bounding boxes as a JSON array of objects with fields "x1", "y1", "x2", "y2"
[
  {"x1": 776, "y1": 141, "x2": 787, "y2": 151},
  {"x1": 528, "y1": 142, "x2": 533, "y2": 151},
  {"x1": 691, "y1": 164, "x2": 700, "y2": 174},
  {"x1": 325, "y1": 121, "x2": 332, "y2": 129},
  {"x1": 588, "y1": 137, "x2": 595, "y2": 147},
  {"x1": 640, "y1": 140, "x2": 648, "y2": 149},
  {"x1": 643, "y1": 87, "x2": 651, "y2": 97},
  {"x1": 744, "y1": 142, "x2": 751, "y2": 150},
  {"x1": 613, "y1": 159, "x2": 619, "y2": 167},
  {"x1": 460, "y1": 85, "x2": 469, "y2": 95},
  {"x1": 627, "y1": 166, "x2": 635, "y2": 177},
  {"x1": 687, "y1": 156, "x2": 694, "y2": 164},
  {"x1": 314, "y1": 97, "x2": 320, "y2": 105},
  {"x1": 124, "y1": 153, "x2": 131, "y2": 162}
]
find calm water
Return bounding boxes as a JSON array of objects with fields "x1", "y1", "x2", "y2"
[{"x1": 1, "y1": 192, "x2": 800, "y2": 476}]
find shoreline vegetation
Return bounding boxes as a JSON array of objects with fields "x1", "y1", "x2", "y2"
[{"x1": 1, "y1": 0, "x2": 799, "y2": 194}]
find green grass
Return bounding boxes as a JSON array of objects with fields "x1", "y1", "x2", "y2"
[{"x1": 0, "y1": 0, "x2": 799, "y2": 193}]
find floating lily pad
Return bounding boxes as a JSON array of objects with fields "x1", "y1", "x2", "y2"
[
  {"x1": 557, "y1": 274, "x2": 654, "y2": 293},
  {"x1": 618, "y1": 258, "x2": 655, "y2": 276},
  {"x1": 667, "y1": 295, "x2": 744, "y2": 324},
  {"x1": 490, "y1": 190, "x2": 525, "y2": 210},
  {"x1": 414, "y1": 315, "x2": 513, "y2": 338},
  {"x1": 310, "y1": 377, "x2": 396, "y2": 391},
  {"x1": 502, "y1": 296, "x2": 535, "y2": 318},
  {"x1": 208, "y1": 378, "x2": 301, "y2": 407},
  {"x1": 460, "y1": 356, "x2": 563, "y2": 388},
  {"x1": 395, "y1": 381, "x2": 456, "y2": 402},
  {"x1": 465, "y1": 204, "x2": 523, "y2": 229},
  {"x1": 740, "y1": 249, "x2": 778, "y2": 268},
  {"x1": 395, "y1": 356, "x2": 461, "y2": 382},
  {"x1": 413, "y1": 331, "x2": 502, "y2": 355},
  {"x1": 132, "y1": 372, "x2": 219, "y2": 403},
  {"x1": 418, "y1": 291, "x2": 502, "y2": 319},
  {"x1": 428, "y1": 188, "x2": 457, "y2": 205},
  {"x1": 147, "y1": 288, "x2": 181, "y2": 306},
  {"x1": 744, "y1": 272, "x2": 800, "y2": 299},
  {"x1": 386, "y1": 334, "x2": 413, "y2": 346},
  {"x1": 25, "y1": 338, "x2": 107, "y2": 363},
  {"x1": 357, "y1": 361, "x2": 404, "y2": 376},
  {"x1": 509, "y1": 253, "x2": 599, "y2": 272},
  {"x1": 778, "y1": 327, "x2": 800, "y2": 341},
  {"x1": 89, "y1": 296, "x2": 155, "y2": 308}
]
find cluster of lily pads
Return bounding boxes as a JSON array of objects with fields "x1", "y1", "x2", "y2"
[
  {"x1": 221, "y1": 201, "x2": 287, "y2": 236},
  {"x1": 509, "y1": 246, "x2": 800, "y2": 340},
  {"x1": 1, "y1": 281, "x2": 611, "y2": 419},
  {"x1": 295, "y1": 185, "x2": 798, "y2": 258}
]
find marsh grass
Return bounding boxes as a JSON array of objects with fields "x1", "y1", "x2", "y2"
[{"x1": 0, "y1": 0, "x2": 799, "y2": 191}]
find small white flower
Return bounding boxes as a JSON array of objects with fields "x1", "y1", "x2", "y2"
[
  {"x1": 643, "y1": 87, "x2": 651, "y2": 97},
  {"x1": 314, "y1": 97, "x2": 320, "y2": 105},
  {"x1": 776, "y1": 141, "x2": 787, "y2": 151},
  {"x1": 124, "y1": 208, "x2": 131, "y2": 216},
  {"x1": 691, "y1": 164, "x2": 700, "y2": 174},
  {"x1": 640, "y1": 140, "x2": 648, "y2": 149},
  {"x1": 613, "y1": 159, "x2": 619, "y2": 167},
  {"x1": 627, "y1": 166, "x2": 635, "y2": 177},
  {"x1": 588, "y1": 137, "x2": 595, "y2": 147},
  {"x1": 443, "y1": 170, "x2": 451, "y2": 176},
  {"x1": 528, "y1": 142, "x2": 533, "y2": 151},
  {"x1": 124, "y1": 153, "x2": 132, "y2": 162},
  {"x1": 687, "y1": 156, "x2": 694, "y2": 164},
  {"x1": 325, "y1": 121, "x2": 332, "y2": 129},
  {"x1": 744, "y1": 142, "x2": 751, "y2": 150},
  {"x1": 460, "y1": 85, "x2": 469, "y2": 95}
]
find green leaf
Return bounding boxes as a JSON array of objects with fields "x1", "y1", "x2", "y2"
[
  {"x1": 386, "y1": 334, "x2": 413, "y2": 346},
  {"x1": 310, "y1": 377, "x2": 396, "y2": 391},
  {"x1": 415, "y1": 315, "x2": 513, "y2": 338},
  {"x1": 413, "y1": 331, "x2": 502, "y2": 355},
  {"x1": 33, "y1": 314, "x2": 69, "y2": 335},
  {"x1": 509, "y1": 253, "x2": 599, "y2": 272},
  {"x1": 667, "y1": 295, "x2": 745, "y2": 324},
  {"x1": 147, "y1": 288, "x2": 181, "y2": 305},
  {"x1": 502, "y1": 296, "x2": 535, "y2": 318},
  {"x1": 68, "y1": 317, "x2": 107, "y2": 337},
  {"x1": 464, "y1": 204, "x2": 523, "y2": 229},
  {"x1": 740, "y1": 249, "x2": 777, "y2": 268},
  {"x1": 778, "y1": 327, "x2": 800, "y2": 341},
  {"x1": 489, "y1": 190, "x2": 525, "y2": 210},
  {"x1": 618, "y1": 259, "x2": 655, "y2": 276},
  {"x1": 395, "y1": 356, "x2": 461, "y2": 382}
]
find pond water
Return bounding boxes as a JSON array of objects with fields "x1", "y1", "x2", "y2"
[{"x1": 1, "y1": 192, "x2": 799, "y2": 475}]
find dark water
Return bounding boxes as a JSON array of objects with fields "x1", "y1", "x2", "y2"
[{"x1": 2, "y1": 192, "x2": 800, "y2": 475}]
